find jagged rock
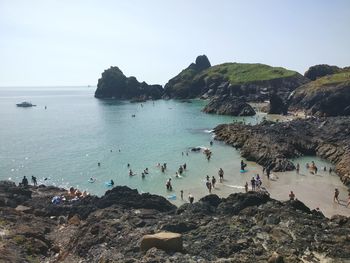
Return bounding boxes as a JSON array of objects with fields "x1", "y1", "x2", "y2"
[
  {"x1": 202, "y1": 96, "x2": 256, "y2": 116},
  {"x1": 214, "y1": 117, "x2": 350, "y2": 184},
  {"x1": 140, "y1": 232, "x2": 183, "y2": 252},
  {"x1": 289, "y1": 70, "x2": 350, "y2": 116},
  {"x1": 68, "y1": 215, "x2": 81, "y2": 226},
  {"x1": 268, "y1": 92, "x2": 288, "y2": 115},
  {"x1": 94, "y1": 67, "x2": 163, "y2": 100},
  {"x1": 1, "y1": 183, "x2": 350, "y2": 262}
]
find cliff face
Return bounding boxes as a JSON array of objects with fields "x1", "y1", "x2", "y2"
[
  {"x1": 94, "y1": 66, "x2": 163, "y2": 100},
  {"x1": 214, "y1": 117, "x2": 350, "y2": 185},
  {"x1": 289, "y1": 71, "x2": 350, "y2": 116},
  {"x1": 1, "y1": 182, "x2": 350, "y2": 262},
  {"x1": 164, "y1": 56, "x2": 309, "y2": 101}
]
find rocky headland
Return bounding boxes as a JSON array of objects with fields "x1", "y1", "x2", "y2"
[
  {"x1": 94, "y1": 66, "x2": 163, "y2": 101},
  {"x1": 202, "y1": 95, "x2": 256, "y2": 116},
  {"x1": 289, "y1": 70, "x2": 350, "y2": 116},
  {"x1": 1, "y1": 181, "x2": 350, "y2": 263},
  {"x1": 214, "y1": 117, "x2": 350, "y2": 186},
  {"x1": 164, "y1": 55, "x2": 309, "y2": 102}
]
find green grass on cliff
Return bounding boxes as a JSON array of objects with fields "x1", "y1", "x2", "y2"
[
  {"x1": 198, "y1": 63, "x2": 297, "y2": 84},
  {"x1": 295, "y1": 70, "x2": 350, "y2": 95}
]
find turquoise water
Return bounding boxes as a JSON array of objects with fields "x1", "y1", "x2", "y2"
[
  {"x1": 0, "y1": 86, "x2": 344, "y2": 205},
  {"x1": 0, "y1": 86, "x2": 261, "y2": 197}
]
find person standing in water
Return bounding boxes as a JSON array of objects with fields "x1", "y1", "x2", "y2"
[
  {"x1": 206, "y1": 179, "x2": 212, "y2": 193},
  {"x1": 250, "y1": 177, "x2": 256, "y2": 191},
  {"x1": 244, "y1": 182, "x2": 248, "y2": 193},
  {"x1": 180, "y1": 190, "x2": 184, "y2": 200},
  {"x1": 211, "y1": 176, "x2": 216, "y2": 188},
  {"x1": 218, "y1": 168, "x2": 224, "y2": 183}
]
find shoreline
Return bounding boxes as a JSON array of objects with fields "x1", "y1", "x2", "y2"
[{"x1": 169, "y1": 160, "x2": 350, "y2": 218}]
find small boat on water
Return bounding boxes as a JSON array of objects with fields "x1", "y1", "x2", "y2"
[{"x1": 16, "y1": 101, "x2": 36, "y2": 107}]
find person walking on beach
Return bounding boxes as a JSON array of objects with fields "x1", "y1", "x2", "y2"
[
  {"x1": 250, "y1": 177, "x2": 256, "y2": 191},
  {"x1": 180, "y1": 190, "x2": 184, "y2": 200},
  {"x1": 296, "y1": 163, "x2": 300, "y2": 174},
  {"x1": 266, "y1": 168, "x2": 270, "y2": 180},
  {"x1": 334, "y1": 188, "x2": 340, "y2": 203},
  {"x1": 245, "y1": 182, "x2": 248, "y2": 193},
  {"x1": 188, "y1": 193, "x2": 194, "y2": 204},
  {"x1": 206, "y1": 179, "x2": 212, "y2": 194},
  {"x1": 218, "y1": 168, "x2": 224, "y2": 183},
  {"x1": 289, "y1": 191, "x2": 295, "y2": 201}
]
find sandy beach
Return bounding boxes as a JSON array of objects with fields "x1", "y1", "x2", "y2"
[{"x1": 171, "y1": 159, "x2": 350, "y2": 218}]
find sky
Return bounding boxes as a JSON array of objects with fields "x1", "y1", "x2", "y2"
[{"x1": 0, "y1": 0, "x2": 349, "y2": 86}]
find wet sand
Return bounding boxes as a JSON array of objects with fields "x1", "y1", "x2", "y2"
[{"x1": 171, "y1": 159, "x2": 350, "y2": 218}]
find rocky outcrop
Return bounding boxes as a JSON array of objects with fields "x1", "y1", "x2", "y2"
[
  {"x1": 202, "y1": 95, "x2": 256, "y2": 116},
  {"x1": 164, "y1": 56, "x2": 309, "y2": 101},
  {"x1": 304, "y1": 64, "x2": 341, "y2": 81},
  {"x1": 289, "y1": 71, "x2": 350, "y2": 116},
  {"x1": 163, "y1": 55, "x2": 211, "y2": 99},
  {"x1": 268, "y1": 92, "x2": 288, "y2": 115},
  {"x1": 214, "y1": 117, "x2": 350, "y2": 185},
  {"x1": 95, "y1": 67, "x2": 163, "y2": 100},
  {"x1": 1, "y1": 182, "x2": 350, "y2": 262}
]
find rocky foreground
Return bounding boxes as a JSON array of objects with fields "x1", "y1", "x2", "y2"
[
  {"x1": 1, "y1": 181, "x2": 350, "y2": 263},
  {"x1": 214, "y1": 117, "x2": 350, "y2": 186}
]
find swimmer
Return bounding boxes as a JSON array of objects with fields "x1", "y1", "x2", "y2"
[
  {"x1": 127, "y1": 163, "x2": 130, "y2": 168},
  {"x1": 98, "y1": 162, "x2": 101, "y2": 167},
  {"x1": 129, "y1": 169, "x2": 134, "y2": 176},
  {"x1": 141, "y1": 172, "x2": 145, "y2": 179},
  {"x1": 110, "y1": 179, "x2": 114, "y2": 186}
]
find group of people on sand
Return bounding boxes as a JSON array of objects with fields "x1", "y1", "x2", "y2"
[
  {"x1": 333, "y1": 188, "x2": 350, "y2": 207},
  {"x1": 249, "y1": 174, "x2": 262, "y2": 191}
]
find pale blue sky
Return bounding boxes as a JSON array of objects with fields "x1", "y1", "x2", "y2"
[{"x1": 0, "y1": 0, "x2": 349, "y2": 86}]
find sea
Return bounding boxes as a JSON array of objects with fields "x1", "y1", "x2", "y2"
[{"x1": 0, "y1": 86, "x2": 347, "y2": 210}]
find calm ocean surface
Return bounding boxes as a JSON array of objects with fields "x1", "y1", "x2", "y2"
[
  {"x1": 0, "y1": 86, "x2": 252, "y2": 196},
  {"x1": 0, "y1": 86, "x2": 344, "y2": 202}
]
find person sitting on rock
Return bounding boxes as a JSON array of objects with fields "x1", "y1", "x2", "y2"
[
  {"x1": 289, "y1": 191, "x2": 295, "y2": 201},
  {"x1": 69, "y1": 187, "x2": 76, "y2": 196}
]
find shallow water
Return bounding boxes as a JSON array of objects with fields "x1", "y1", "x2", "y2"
[{"x1": 0, "y1": 86, "x2": 348, "y2": 217}]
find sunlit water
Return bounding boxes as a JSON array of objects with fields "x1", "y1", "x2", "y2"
[{"x1": 0, "y1": 86, "x2": 347, "y2": 216}]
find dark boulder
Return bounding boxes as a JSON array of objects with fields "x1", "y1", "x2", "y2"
[
  {"x1": 217, "y1": 192, "x2": 270, "y2": 215},
  {"x1": 268, "y1": 92, "x2": 288, "y2": 115},
  {"x1": 202, "y1": 95, "x2": 256, "y2": 116}
]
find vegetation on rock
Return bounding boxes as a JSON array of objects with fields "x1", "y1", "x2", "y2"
[{"x1": 289, "y1": 70, "x2": 350, "y2": 116}]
